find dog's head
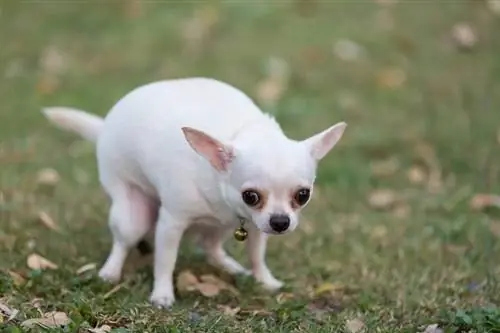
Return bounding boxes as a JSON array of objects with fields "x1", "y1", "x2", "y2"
[{"x1": 182, "y1": 119, "x2": 346, "y2": 235}]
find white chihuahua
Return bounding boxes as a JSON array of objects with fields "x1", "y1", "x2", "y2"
[{"x1": 42, "y1": 77, "x2": 347, "y2": 308}]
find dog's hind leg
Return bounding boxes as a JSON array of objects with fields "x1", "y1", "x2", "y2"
[{"x1": 98, "y1": 181, "x2": 157, "y2": 283}]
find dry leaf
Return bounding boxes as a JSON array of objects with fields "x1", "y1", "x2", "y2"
[
  {"x1": 89, "y1": 324, "x2": 112, "y2": 333},
  {"x1": 470, "y1": 193, "x2": 500, "y2": 211},
  {"x1": 367, "y1": 189, "x2": 397, "y2": 210},
  {"x1": 176, "y1": 270, "x2": 199, "y2": 292},
  {"x1": 451, "y1": 22, "x2": 477, "y2": 51},
  {"x1": 27, "y1": 253, "x2": 58, "y2": 270},
  {"x1": 36, "y1": 168, "x2": 60, "y2": 186},
  {"x1": 421, "y1": 324, "x2": 443, "y2": 333},
  {"x1": 346, "y1": 318, "x2": 365, "y2": 333},
  {"x1": 76, "y1": 263, "x2": 97, "y2": 275},
  {"x1": 314, "y1": 282, "x2": 345, "y2": 296},
  {"x1": 103, "y1": 283, "x2": 124, "y2": 299},
  {"x1": 407, "y1": 166, "x2": 426, "y2": 184},
  {"x1": 333, "y1": 39, "x2": 364, "y2": 61},
  {"x1": 199, "y1": 274, "x2": 239, "y2": 296},
  {"x1": 8, "y1": 270, "x2": 26, "y2": 286},
  {"x1": 21, "y1": 311, "x2": 71, "y2": 329},
  {"x1": 181, "y1": 6, "x2": 219, "y2": 55},
  {"x1": 196, "y1": 282, "x2": 221, "y2": 297},
  {"x1": 256, "y1": 76, "x2": 286, "y2": 107},
  {"x1": 0, "y1": 302, "x2": 19, "y2": 322},
  {"x1": 40, "y1": 46, "x2": 67, "y2": 75},
  {"x1": 38, "y1": 211, "x2": 60, "y2": 232},
  {"x1": 392, "y1": 203, "x2": 411, "y2": 219},
  {"x1": 376, "y1": 68, "x2": 406, "y2": 89},
  {"x1": 217, "y1": 305, "x2": 240, "y2": 317}
]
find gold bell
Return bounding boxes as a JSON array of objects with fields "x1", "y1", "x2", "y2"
[{"x1": 234, "y1": 226, "x2": 248, "y2": 242}]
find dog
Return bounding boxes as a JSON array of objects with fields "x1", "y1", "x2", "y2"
[{"x1": 42, "y1": 77, "x2": 347, "y2": 308}]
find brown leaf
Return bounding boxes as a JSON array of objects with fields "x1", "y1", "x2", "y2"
[
  {"x1": 346, "y1": 318, "x2": 365, "y2": 333},
  {"x1": 196, "y1": 282, "x2": 221, "y2": 297},
  {"x1": 470, "y1": 193, "x2": 500, "y2": 211},
  {"x1": 36, "y1": 168, "x2": 60, "y2": 186},
  {"x1": 21, "y1": 311, "x2": 71, "y2": 329},
  {"x1": 367, "y1": 189, "x2": 397, "y2": 210},
  {"x1": 76, "y1": 263, "x2": 97, "y2": 275},
  {"x1": 199, "y1": 274, "x2": 240, "y2": 296},
  {"x1": 217, "y1": 305, "x2": 240, "y2": 317},
  {"x1": 103, "y1": 283, "x2": 125, "y2": 299},
  {"x1": 38, "y1": 211, "x2": 60, "y2": 232},
  {"x1": 39, "y1": 46, "x2": 67, "y2": 75},
  {"x1": 176, "y1": 270, "x2": 199, "y2": 292},
  {"x1": 407, "y1": 166, "x2": 426, "y2": 184},
  {"x1": 8, "y1": 270, "x2": 26, "y2": 286},
  {"x1": 36, "y1": 75, "x2": 60, "y2": 95},
  {"x1": 376, "y1": 68, "x2": 406, "y2": 89},
  {"x1": 27, "y1": 253, "x2": 58, "y2": 270}
]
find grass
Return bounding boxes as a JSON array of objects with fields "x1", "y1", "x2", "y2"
[{"x1": 1, "y1": 0, "x2": 500, "y2": 332}]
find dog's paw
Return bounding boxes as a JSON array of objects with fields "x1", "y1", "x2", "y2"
[
  {"x1": 98, "y1": 267, "x2": 121, "y2": 284},
  {"x1": 150, "y1": 292, "x2": 175, "y2": 309},
  {"x1": 260, "y1": 278, "x2": 284, "y2": 291}
]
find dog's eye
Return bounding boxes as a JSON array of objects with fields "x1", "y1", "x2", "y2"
[
  {"x1": 242, "y1": 190, "x2": 261, "y2": 206},
  {"x1": 294, "y1": 188, "x2": 311, "y2": 206}
]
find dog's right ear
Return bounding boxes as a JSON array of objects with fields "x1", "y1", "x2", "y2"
[{"x1": 182, "y1": 127, "x2": 235, "y2": 172}]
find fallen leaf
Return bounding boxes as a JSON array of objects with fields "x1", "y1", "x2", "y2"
[
  {"x1": 195, "y1": 282, "x2": 220, "y2": 297},
  {"x1": 36, "y1": 168, "x2": 60, "y2": 186},
  {"x1": 0, "y1": 302, "x2": 19, "y2": 323},
  {"x1": 451, "y1": 22, "x2": 477, "y2": 51},
  {"x1": 176, "y1": 270, "x2": 199, "y2": 292},
  {"x1": 76, "y1": 263, "x2": 97, "y2": 275},
  {"x1": 333, "y1": 39, "x2": 364, "y2": 61},
  {"x1": 376, "y1": 68, "x2": 406, "y2": 89},
  {"x1": 199, "y1": 274, "x2": 239, "y2": 296},
  {"x1": 367, "y1": 189, "x2": 397, "y2": 210},
  {"x1": 346, "y1": 318, "x2": 365, "y2": 333},
  {"x1": 276, "y1": 292, "x2": 295, "y2": 304},
  {"x1": 470, "y1": 193, "x2": 500, "y2": 211},
  {"x1": 421, "y1": 323, "x2": 444, "y2": 333},
  {"x1": 27, "y1": 253, "x2": 58, "y2": 270},
  {"x1": 407, "y1": 166, "x2": 426, "y2": 184},
  {"x1": 392, "y1": 203, "x2": 411, "y2": 219},
  {"x1": 181, "y1": 6, "x2": 219, "y2": 55},
  {"x1": 38, "y1": 211, "x2": 60, "y2": 232},
  {"x1": 314, "y1": 282, "x2": 345, "y2": 296},
  {"x1": 217, "y1": 305, "x2": 240, "y2": 317},
  {"x1": 89, "y1": 324, "x2": 112, "y2": 333},
  {"x1": 8, "y1": 270, "x2": 26, "y2": 286},
  {"x1": 21, "y1": 311, "x2": 71, "y2": 329}
]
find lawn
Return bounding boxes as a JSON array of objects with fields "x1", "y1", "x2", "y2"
[{"x1": 1, "y1": 1, "x2": 500, "y2": 332}]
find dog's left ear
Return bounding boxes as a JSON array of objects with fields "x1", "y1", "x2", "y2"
[
  {"x1": 302, "y1": 122, "x2": 347, "y2": 161},
  {"x1": 182, "y1": 127, "x2": 235, "y2": 172}
]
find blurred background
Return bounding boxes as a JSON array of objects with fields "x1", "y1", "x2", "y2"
[{"x1": 1, "y1": 1, "x2": 500, "y2": 330}]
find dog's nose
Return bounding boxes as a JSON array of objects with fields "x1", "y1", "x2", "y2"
[{"x1": 269, "y1": 214, "x2": 290, "y2": 233}]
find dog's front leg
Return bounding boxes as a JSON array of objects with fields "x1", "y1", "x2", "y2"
[
  {"x1": 246, "y1": 227, "x2": 284, "y2": 291},
  {"x1": 150, "y1": 208, "x2": 187, "y2": 309}
]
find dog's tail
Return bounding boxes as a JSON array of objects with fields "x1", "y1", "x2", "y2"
[{"x1": 42, "y1": 107, "x2": 104, "y2": 143}]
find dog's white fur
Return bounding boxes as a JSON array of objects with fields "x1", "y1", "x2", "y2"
[{"x1": 42, "y1": 77, "x2": 347, "y2": 308}]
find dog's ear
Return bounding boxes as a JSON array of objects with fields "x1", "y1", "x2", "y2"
[
  {"x1": 302, "y1": 122, "x2": 347, "y2": 161},
  {"x1": 182, "y1": 127, "x2": 235, "y2": 172}
]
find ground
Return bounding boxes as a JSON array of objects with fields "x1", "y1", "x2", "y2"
[{"x1": 1, "y1": 1, "x2": 500, "y2": 332}]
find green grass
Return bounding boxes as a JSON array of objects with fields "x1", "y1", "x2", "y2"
[{"x1": 1, "y1": 1, "x2": 500, "y2": 332}]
